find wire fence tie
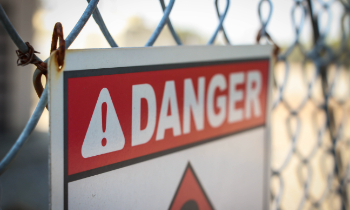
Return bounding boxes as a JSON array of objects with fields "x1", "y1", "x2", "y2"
[
  {"x1": 16, "y1": 42, "x2": 47, "y2": 73},
  {"x1": 16, "y1": 22, "x2": 65, "y2": 102}
]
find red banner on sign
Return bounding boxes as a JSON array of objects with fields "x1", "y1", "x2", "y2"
[{"x1": 67, "y1": 60, "x2": 269, "y2": 175}]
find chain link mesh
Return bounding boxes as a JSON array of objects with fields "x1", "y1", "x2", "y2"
[
  {"x1": 0, "y1": 0, "x2": 350, "y2": 209},
  {"x1": 258, "y1": 0, "x2": 350, "y2": 209}
]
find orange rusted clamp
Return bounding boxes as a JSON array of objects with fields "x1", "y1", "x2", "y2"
[
  {"x1": 32, "y1": 22, "x2": 65, "y2": 102},
  {"x1": 256, "y1": 28, "x2": 279, "y2": 88},
  {"x1": 50, "y1": 22, "x2": 65, "y2": 70},
  {"x1": 256, "y1": 29, "x2": 280, "y2": 61}
]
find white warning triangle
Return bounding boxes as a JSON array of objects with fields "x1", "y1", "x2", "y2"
[{"x1": 81, "y1": 88, "x2": 125, "y2": 158}]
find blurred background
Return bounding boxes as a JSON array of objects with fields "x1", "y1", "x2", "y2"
[{"x1": 0, "y1": 0, "x2": 350, "y2": 209}]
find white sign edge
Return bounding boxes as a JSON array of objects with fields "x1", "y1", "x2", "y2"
[{"x1": 48, "y1": 44, "x2": 273, "y2": 210}]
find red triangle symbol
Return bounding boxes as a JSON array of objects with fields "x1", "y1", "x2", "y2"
[{"x1": 169, "y1": 163, "x2": 214, "y2": 210}]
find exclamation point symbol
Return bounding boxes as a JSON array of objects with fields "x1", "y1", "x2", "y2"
[
  {"x1": 82, "y1": 88, "x2": 125, "y2": 158},
  {"x1": 101, "y1": 102, "x2": 107, "y2": 147}
]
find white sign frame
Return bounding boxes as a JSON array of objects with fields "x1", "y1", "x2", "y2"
[{"x1": 49, "y1": 45, "x2": 272, "y2": 210}]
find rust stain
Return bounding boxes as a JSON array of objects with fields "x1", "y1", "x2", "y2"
[{"x1": 52, "y1": 51, "x2": 65, "y2": 79}]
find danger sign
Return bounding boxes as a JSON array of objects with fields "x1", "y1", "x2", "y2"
[{"x1": 49, "y1": 45, "x2": 271, "y2": 210}]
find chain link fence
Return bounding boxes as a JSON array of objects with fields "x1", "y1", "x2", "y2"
[
  {"x1": 0, "y1": 0, "x2": 350, "y2": 209},
  {"x1": 260, "y1": 0, "x2": 350, "y2": 209}
]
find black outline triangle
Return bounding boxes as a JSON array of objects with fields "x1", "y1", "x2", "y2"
[{"x1": 168, "y1": 162, "x2": 215, "y2": 210}]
